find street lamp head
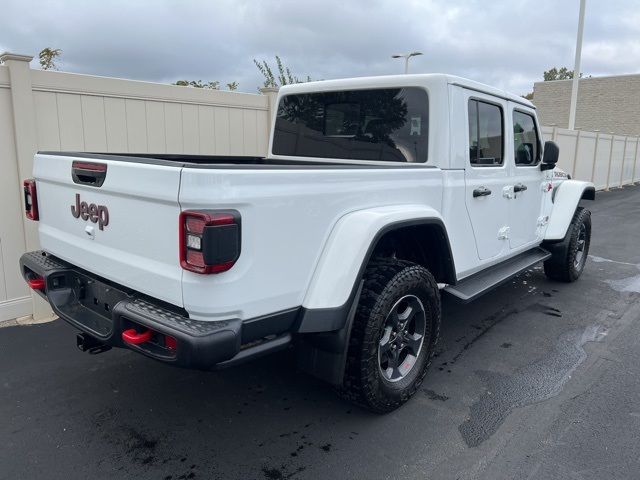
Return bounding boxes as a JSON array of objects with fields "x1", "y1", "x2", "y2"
[
  {"x1": 392, "y1": 51, "x2": 424, "y2": 74},
  {"x1": 391, "y1": 52, "x2": 424, "y2": 59}
]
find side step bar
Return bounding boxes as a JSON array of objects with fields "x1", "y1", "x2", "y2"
[{"x1": 444, "y1": 247, "x2": 551, "y2": 303}]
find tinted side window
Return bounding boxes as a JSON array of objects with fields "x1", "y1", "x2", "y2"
[
  {"x1": 513, "y1": 111, "x2": 540, "y2": 166},
  {"x1": 272, "y1": 88, "x2": 429, "y2": 162},
  {"x1": 468, "y1": 100, "x2": 504, "y2": 166}
]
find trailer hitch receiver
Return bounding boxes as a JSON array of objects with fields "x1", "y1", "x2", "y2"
[{"x1": 76, "y1": 332, "x2": 112, "y2": 354}]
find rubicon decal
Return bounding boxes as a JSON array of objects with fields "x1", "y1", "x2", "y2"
[{"x1": 71, "y1": 194, "x2": 109, "y2": 230}]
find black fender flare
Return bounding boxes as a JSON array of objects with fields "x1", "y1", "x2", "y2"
[{"x1": 295, "y1": 218, "x2": 454, "y2": 385}]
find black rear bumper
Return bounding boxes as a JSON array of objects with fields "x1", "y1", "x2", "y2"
[{"x1": 19, "y1": 251, "x2": 294, "y2": 369}]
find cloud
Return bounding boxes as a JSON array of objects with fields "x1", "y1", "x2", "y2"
[
  {"x1": 1, "y1": 0, "x2": 638, "y2": 95},
  {"x1": 582, "y1": 40, "x2": 640, "y2": 73}
]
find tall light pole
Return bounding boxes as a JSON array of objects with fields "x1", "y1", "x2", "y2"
[
  {"x1": 568, "y1": 0, "x2": 586, "y2": 130},
  {"x1": 392, "y1": 52, "x2": 423, "y2": 74}
]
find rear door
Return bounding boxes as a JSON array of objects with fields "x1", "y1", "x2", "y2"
[
  {"x1": 464, "y1": 93, "x2": 510, "y2": 260},
  {"x1": 507, "y1": 105, "x2": 546, "y2": 249},
  {"x1": 34, "y1": 154, "x2": 184, "y2": 307}
]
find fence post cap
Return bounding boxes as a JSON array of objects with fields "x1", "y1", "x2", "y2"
[
  {"x1": 259, "y1": 87, "x2": 280, "y2": 94},
  {"x1": 0, "y1": 52, "x2": 34, "y2": 63}
]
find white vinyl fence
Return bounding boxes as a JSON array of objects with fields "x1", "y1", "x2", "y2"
[
  {"x1": 0, "y1": 52, "x2": 275, "y2": 321},
  {"x1": 542, "y1": 126, "x2": 640, "y2": 190}
]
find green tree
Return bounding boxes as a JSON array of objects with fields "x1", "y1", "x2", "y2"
[
  {"x1": 173, "y1": 80, "x2": 239, "y2": 91},
  {"x1": 522, "y1": 66, "x2": 587, "y2": 99},
  {"x1": 543, "y1": 66, "x2": 582, "y2": 81},
  {"x1": 173, "y1": 80, "x2": 221, "y2": 89},
  {"x1": 253, "y1": 55, "x2": 311, "y2": 88},
  {"x1": 39, "y1": 48, "x2": 62, "y2": 71}
]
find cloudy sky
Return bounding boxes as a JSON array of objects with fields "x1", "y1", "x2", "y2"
[{"x1": 1, "y1": 0, "x2": 639, "y2": 95}]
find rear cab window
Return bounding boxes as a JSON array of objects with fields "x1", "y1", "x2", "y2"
[
  {"x1": 513, "y1": 110, "x2": 541, "y2": 166},
  {"x1": 468, "y1": 99, "x2": 504, "y2": 167},
  {"x1": 272, "y1": 88, "x2": 429, "y2": 163}
]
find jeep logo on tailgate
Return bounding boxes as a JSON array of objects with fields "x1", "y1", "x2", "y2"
[{"x1": 71, "y1": 194, "x2": 109, "y2": 230}]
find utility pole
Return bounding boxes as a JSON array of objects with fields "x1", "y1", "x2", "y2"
[
  {"x1": 568, "y1": 0, "x2": 586, "y2": 130},
  {"x1": 392, "y1": 52, "x2": 423, "y2": 74}
]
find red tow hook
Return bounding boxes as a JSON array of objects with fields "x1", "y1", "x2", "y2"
[
  {"x1": 27, "y1": 277, "x2": 46, "y2": 291},
  {"x1": 122, "y1": 328, "x2": 152, "y2": 345}
]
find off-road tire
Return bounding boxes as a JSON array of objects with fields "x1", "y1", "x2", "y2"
[
  {"x1": 339, "y1": 258, "x2": 441, "y2": 413},
  {"x1": 544, "y1": 207, "x2": 591, "y2": 282}
]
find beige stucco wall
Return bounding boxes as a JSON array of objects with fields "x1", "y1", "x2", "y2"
[{"x1": 533, "y1": 74, "x2": 640, "y2": 136}]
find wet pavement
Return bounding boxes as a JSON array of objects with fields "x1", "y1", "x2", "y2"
[{"x1": 2, "y1": 186, "x2": 640, "y2": 480}]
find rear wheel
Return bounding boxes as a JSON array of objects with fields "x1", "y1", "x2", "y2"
[
  {"x1": 340, "y1": 258, "x2": 441, "y2": 413},
  {"x1": 544, "y1": 207, "x2": 591, "y2": 282}
]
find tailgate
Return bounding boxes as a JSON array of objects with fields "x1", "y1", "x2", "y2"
[{"x1": 34, "y1": 154, "x2": 184, "y2": 307}]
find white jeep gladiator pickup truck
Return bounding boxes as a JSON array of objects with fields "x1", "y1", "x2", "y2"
[{"x1": 20, "y1": 74, "x2": 595, "y2": 412}]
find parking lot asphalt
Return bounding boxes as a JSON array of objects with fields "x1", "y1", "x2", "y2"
[{"x1": 2, "y1": 185, "x2": 640, "y2": 480}]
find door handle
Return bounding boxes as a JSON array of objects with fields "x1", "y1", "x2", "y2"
[
  {"x1": 514, "y1": 183, "x2": 528, "y2": 193},
  {"x1": 473, "y1": 186, "x2": 492, "y2": 197}
]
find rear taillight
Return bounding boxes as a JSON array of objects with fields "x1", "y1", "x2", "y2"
[
  {"x1": 179, "y1": 210, "x2": 241, "y2": 274},
  {"x1": 23, "y1": 179, "x2": 39, "y2": 221}
]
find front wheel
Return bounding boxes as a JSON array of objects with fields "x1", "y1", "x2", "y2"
[
  {"x1": 544, "y1": 207, "x2": 591, "y2": 282},
  {"x1": 339, "y1": 258, "x2": 441, "y2": 413}
]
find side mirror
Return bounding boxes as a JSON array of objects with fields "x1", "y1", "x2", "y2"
[{"x1": 540, "y1": 140, "x2": 559, "y2": 171}]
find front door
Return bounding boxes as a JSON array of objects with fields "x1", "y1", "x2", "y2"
[
  {"x1": 464, "y1": 95, "x2": 510, "y2": 260},
  {"x1": 507, "y1": 105, "x2": 545, "y2": 249}
]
